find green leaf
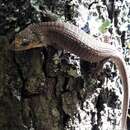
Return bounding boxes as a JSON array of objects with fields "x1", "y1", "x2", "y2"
[{"x1": 99, "y1": 20, "x2": 111, "y2": 33}]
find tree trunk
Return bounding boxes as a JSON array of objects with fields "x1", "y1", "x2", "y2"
[{"x1": 0, "y1": 0, "x2": 129, "y2": 130}]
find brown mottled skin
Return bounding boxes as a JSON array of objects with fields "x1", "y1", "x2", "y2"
[{"x1": 11, "y1": 21, "x2": 129, "y2": 130}]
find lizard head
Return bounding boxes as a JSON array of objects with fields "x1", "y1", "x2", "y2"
[{"x1": 10, "y1": 25, "x2": 45, "y2": 51}]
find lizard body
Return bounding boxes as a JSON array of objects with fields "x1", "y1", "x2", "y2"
[{"x1": 11, "y1": 21, "x2": 129, "y2": 130}]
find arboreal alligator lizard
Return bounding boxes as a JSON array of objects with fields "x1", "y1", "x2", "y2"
[{"x1": 11, "y1": 21, "x2": 129, "y2": 130}]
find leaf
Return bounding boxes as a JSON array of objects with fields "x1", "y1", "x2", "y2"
[{"x1": 99, "y1": 20, "x2": 111, "y2": 33}]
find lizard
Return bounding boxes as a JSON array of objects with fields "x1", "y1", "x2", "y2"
[{"x1": 10, "y1": 21, "x2": 129, "y2": 130}]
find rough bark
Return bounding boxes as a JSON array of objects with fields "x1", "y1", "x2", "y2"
[{"x1": 0, "y1": 0, "x2": 129, "y2": 130}]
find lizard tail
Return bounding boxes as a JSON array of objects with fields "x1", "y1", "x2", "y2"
[{"x1": 111, "y1": 55, "x2": 129, "y2": 130}]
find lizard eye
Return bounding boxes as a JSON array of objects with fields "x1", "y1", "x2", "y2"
[{"x1": 21, "y1": 38, "x2": 30, "y2": 46}]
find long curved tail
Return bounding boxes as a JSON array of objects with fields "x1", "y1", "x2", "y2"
[{"x1": 112, "y1": 56, "x2": 129, "y2": 130}]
